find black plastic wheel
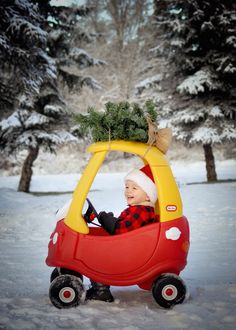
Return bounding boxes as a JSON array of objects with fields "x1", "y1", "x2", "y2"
[
  {"x1": 49, "y1": 274, "x2": 85, "y2": 309},
  {"x1": 50, "y1": 268, "x2": 83, "y2": 283},
  {"x1": 152, "y1": 274, "x2": 186, "y2": 309}
]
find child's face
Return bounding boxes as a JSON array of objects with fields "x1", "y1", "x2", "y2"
[{"x1": 124, "y1": 180, "x2": 150, "y2": 206}]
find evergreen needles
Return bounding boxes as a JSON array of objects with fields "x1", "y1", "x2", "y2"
[{"x1": 75, "y1": 100, "x2": 157, "y2": 143}]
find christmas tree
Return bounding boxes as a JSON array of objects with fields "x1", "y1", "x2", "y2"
[{"x1": 75, "y1": 100, "x2": 158, "y2": 143}]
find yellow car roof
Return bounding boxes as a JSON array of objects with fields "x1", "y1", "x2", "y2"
[{"x1": 87, "y1": 140, "x2": 169, "y2": 166}]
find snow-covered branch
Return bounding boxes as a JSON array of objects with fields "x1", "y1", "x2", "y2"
[
  {"x1": 135, "y1": 74, "x2": 163, "y2": 94},
  {"x1": 169, "y1": 104, "x2": 235, "y2": 145},
  {"x1": 69, "y1": 47, "x2": 107, "y2": 68},
  {"x1": 0, "y1": 111, "x2": 22, "y2": 132},
  {"x1": 7, "y1": 17, "x2": 47, "y2": 46},
  {"x1": 43, "y1": 105, "x2": 64, "y2": 116},
  {"x1": 16, "y1": 130, "x2": 78, "y2": 149},
  {"x1": 177, "y1": 69, "x2": 223, "y2": 95}
]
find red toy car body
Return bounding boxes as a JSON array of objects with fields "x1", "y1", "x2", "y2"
[
  {"x1": 46, "y1": 141, "x2": 190, "y2": 309},
  {"x1": 47, "y1": 217, "x2": 189, "y2": 290}
]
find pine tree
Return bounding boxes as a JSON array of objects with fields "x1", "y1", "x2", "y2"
[
  {"x1": 0, "y1": 0, "x2": 76, "y2": 192},
  {"x1": 0, "y1": 101, "x2": 78, "y2": 192},
  {"x1": 0, "y1": 0, "x2": 106, "y2": 192},
  {"x1": 42, "y1": 0, "x2": 105, "y2": 93},
  {"x1": 153, "y1": 0, "x2": 236, "y2": 181},
  {"x1": 0, "y1": 0, "x2": 55, "y2": 114}
]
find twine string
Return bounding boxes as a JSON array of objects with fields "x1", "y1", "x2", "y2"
[
  {"x1": 106, "y1": 125, "x2": 154, "y2": 158},
  {"x1": 143, "y1": 142, "x2": 153, "y2": 159},
  {"x1": 108, "y1": 127, "x2": 111, "y2": 152}
]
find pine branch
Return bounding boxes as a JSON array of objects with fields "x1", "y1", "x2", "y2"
[{"x1": 75, "y1": 100, "x2": 158, "y2": 143}]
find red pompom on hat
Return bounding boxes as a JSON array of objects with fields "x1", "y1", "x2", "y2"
[{"x1": 124, "y1": 165, "x2": 157, "y2": 204}]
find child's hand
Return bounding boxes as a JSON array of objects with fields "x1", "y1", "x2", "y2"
[
  {"x1": 99, "y1": 211, "x2": 114, "y2": 218},
  {"x1": 98, "y1": 212, "x2": 117, "y2": 235}
]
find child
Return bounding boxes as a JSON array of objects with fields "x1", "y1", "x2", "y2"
[{"x1": 86, "y1": 164, "x2": 159, "y2": 302}]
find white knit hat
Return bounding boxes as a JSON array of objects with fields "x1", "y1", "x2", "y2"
[{"x1": 124, "y1": 165, "x2": 157, "y2": 204}]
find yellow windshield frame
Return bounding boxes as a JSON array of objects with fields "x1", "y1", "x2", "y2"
[{"x1": 64, "y1": 140, "x2": 182, "y2": 234}]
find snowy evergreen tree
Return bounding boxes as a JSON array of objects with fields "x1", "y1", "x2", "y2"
[
  {"x1": 0, "y1": 101, "x2": 78, "y2": 192},
  {"x1": 0, "y1": 0, "x2": 76, "y2": 192},
  {"x1": 0, "y1": 0, "x2": 55, "y2": 114},
  {"x1": 42, "y1": 0, "x2": 105, "y2": 93},
  {"x1": 0, "y1": 1, "x2": 106, "y2": 192},
  {"x1": 152, "y1": 0, "x2": 236, "y2": 181}
]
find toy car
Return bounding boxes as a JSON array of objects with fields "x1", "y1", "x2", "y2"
[{"x1": 46, "y1": 140, "x2": 190, "y2": 309}]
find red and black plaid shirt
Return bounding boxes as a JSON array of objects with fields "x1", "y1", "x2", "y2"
[{"x1": 114, "y1": 205, "x2": 159, "y2": 235}]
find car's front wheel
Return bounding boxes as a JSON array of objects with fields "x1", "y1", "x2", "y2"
[{"x1": 49, "y1": 274, "x2": 85, "y2": 309}]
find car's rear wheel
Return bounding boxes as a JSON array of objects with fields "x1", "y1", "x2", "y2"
[
  {"x1": 49, "y1": 274, "x2": 85, "y2": 309},
  {"x1": 152, "y1": 274, "x2": 186, "y2": 308}
]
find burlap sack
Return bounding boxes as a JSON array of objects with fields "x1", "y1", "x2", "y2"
[{"x1": 146, "y1": 116, "x2": 172, "y2": 154}]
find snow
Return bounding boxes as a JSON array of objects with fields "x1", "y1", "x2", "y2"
[
  {"x1": 223, "y1": 63, "x2": 236, "y2": 74},
  {"x1": 189, "y1": 126, "x2": 221, "y2": 144},
  {"x1": 15, "y1": 130, "x2": 78, "y2": 148},
  {"x1": 135, "y1": 75, "x2": 163, "y2": 94},
  {"x1": 201, "y1": 22, "x2": 214, "y2": 33},
  {"x1": 24, "y1": 112, "x2": 51, "y2": 128},
  {"x1": 172, "y1": 108, "x2": 205, "y2": 124},
  {"x1": 210, "y1": 106, "x2": 224, "y2": 118},
  {"x1": 69, "y1": 47, "x2": 106, "y2": 68},
  {"x1": 8, "y1": 17, "x2": 47, "y2": 44},
  {"x1": 0, "y1": 160, "x2": 236, "y2": 329},
  {"x1": 169, "y1": 8, "x2": 182, "y2": 15},
  {"x1": 0, "y1": 111, "x2": 22, "y2": 131},
  {"x1": 167, "y1": 103, "x2": 236, "y2": 144},
  {"x1": 0, "y1": 33, "x2": 9, "y2": 51},
  {"x1": 38, "y1": 50, "x2": 57, "y2": 80},
  {"x1": 177, "y1": 69, "x2": 222, "y2": 95},
  {"x1": 170, "y1": 39, "x2": 184, "y2": 48},
  {"x1": 226, "y1": 36, "x2": 236, "y2": 48},
  {"x1": 43, "y1": 105, "x2": 64, "y2": 116},
  {"x1": 0, "y1": 110, "x2": 52, "y2": 132}
]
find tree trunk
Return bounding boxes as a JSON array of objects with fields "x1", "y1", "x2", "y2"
[
  {"x1": 203, "y1": 144, "x2": 217, "y2": 182},
  {"x1": 18, "y1": 146, "x2": 39, "y2": 192}
]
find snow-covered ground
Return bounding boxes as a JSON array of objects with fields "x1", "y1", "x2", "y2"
[{"x1": 0, "y1": 160, "x2": 236, "y2": 330}]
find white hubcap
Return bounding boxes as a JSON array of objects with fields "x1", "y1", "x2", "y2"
[
  {"x1": 59, "y1": 287, "x2": 76, "y2": 303},
  {"x1": 162, "y1": 284, "x2": 178, "y2": 301}
]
